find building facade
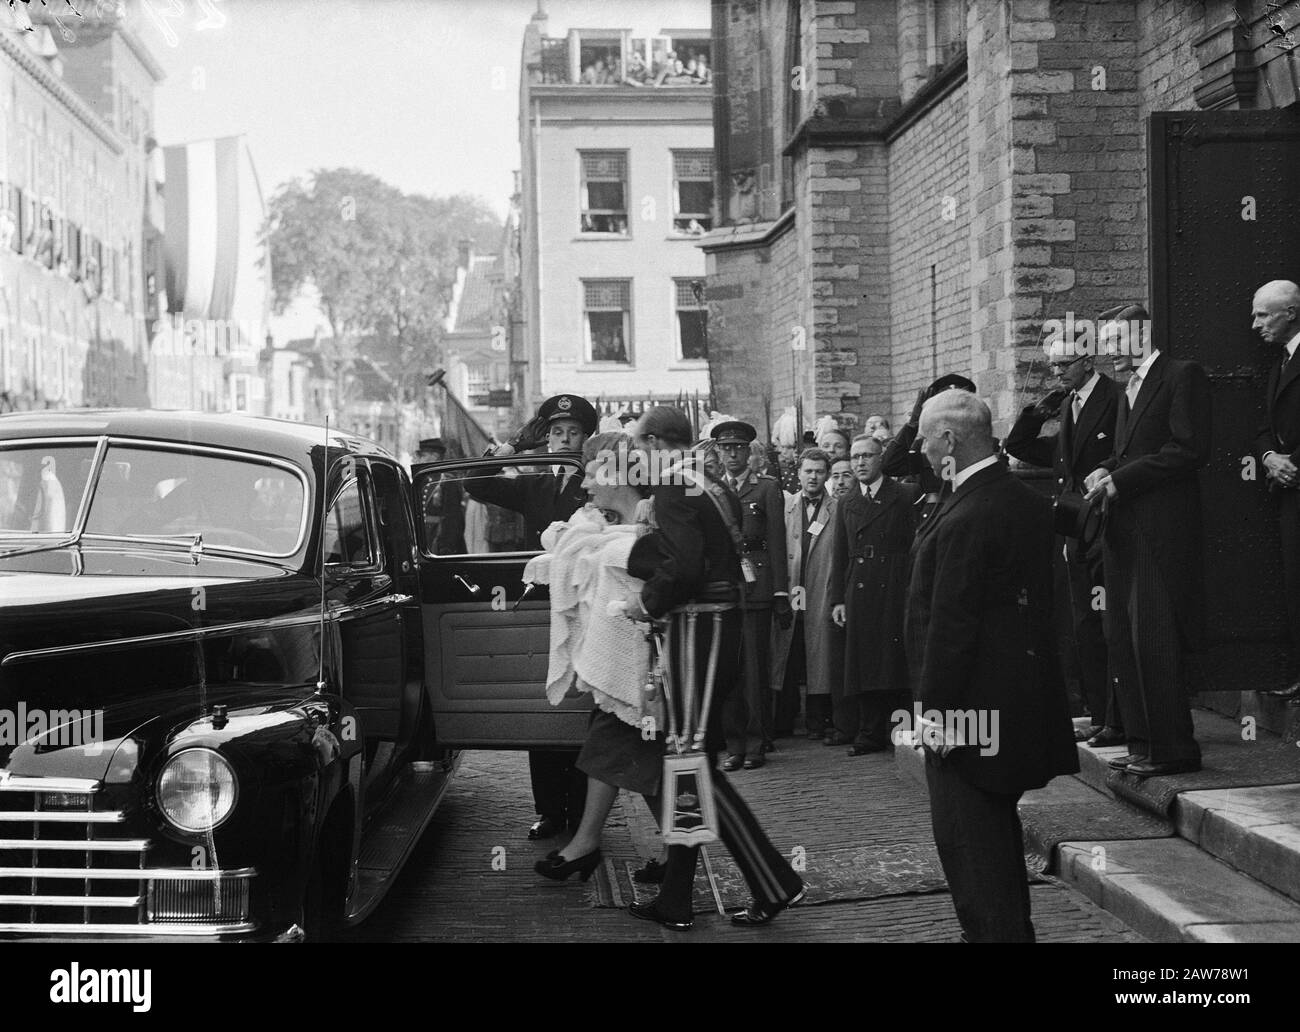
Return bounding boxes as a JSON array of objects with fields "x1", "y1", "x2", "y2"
[
  {"x1": 517, "y1": 8, "x2": 715, "y2": 417},
  {"x1": 0, "y1": 8, "x2": 163, "y2": 412},
  {"x1": 704, "y1": 0, "x2": 1300, "y2": 436}
]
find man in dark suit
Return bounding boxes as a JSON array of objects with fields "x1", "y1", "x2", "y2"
[
  {"x1": 1251, "y1": 280, "x2": 1300, "y2": 700},
  {"x1": 829, "y1": 434, "x2": 919, "y2": 754},
  {"x1": 1085, "y1": 307, "x2": 1212, "y2": 777},
  {"x1": 712, "y1": 421, "x2": 791, "y2": 770},
  {"x1": 466, "y1": 394, "x2": 598, "y2": 839},
  {"x1": 907, "y1": 390, "x2": 1078, "y2": 942},
  {"x1": 623, "y1": 406, "x2": 803, "y2": 931},
  {"x1": 1005, "y1": 336, "x2": 1122, "y2": 745}
]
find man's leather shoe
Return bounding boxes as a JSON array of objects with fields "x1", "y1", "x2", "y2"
[
  {"x1": 1086, "y1": 726, "x2": 1127, "y2": 748},
  {"x1": 1126, "y1": 758, "x2": 1201, "y2": 778},
  {"x1": 743, "y1": 755, "x2": 766, "y2": 770},
  {"x1": 721, "y1": 754, "x2": 744, "y2": 772},
  {"x1": 730, "y1": 887, "x2": 805, "y2": 926},
  {"x1": 1107, "y1": 753, "x2": 1147, "y2": 771},
  {"x1": 1265, "y1": 681, "x2": 1300, "y2": 700},
  {"x1": 628, "y1": 900, "x2": 692, "y2": 931},
  {"x1": 528, "y1": 816, "x2": 564, "y2": 840},
  {"x1": 848, "y1": 741, "x2": 887, "y2": 756},
  {"x1": 823, "y1": 732, "x2": 851, "y2": 746},
  {"x1": 1074, "y1": 724, "x2": 1104, "y2": 742}
]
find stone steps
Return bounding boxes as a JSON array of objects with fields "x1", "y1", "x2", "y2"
[{"x1": 893, "y1": 709, "x2": 1300, "y2": 941}]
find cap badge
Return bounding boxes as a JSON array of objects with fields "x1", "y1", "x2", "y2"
[{"x1": 558, "y1": 396, "x2": 572, "y2": 411}]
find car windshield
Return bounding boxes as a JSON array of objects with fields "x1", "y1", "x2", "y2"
[{"x1": 80, "y1": 445, "x2": 307, "y2": 556}]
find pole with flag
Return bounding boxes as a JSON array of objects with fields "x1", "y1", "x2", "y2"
[{"x1": 427, "y1": 368, "x2": 495, "y2": 458}]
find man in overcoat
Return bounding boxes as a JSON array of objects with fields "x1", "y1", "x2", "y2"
[
  {"x1": 907, "y1": 390, "x2": 1078, "y2": 942},
  {"x1": 830, "y1": 434, "x2": 919, "y2": 754},
  {"x1": 771, "y1": 448, "x2": 842, "y2": 740}
]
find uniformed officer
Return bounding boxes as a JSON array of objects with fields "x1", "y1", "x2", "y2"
[
  {"x1": 413, "y1": 437, "x2": 466, "y2": 555},
  {"x1": 711, "y1": 420, "x2": 792, "y2": 770},
  {"x1": 467, "y1": 394, "x2": 598, "y2": 550},
  {"x1": 466, "y1": 393, "x2": 599, "y2": 840}
]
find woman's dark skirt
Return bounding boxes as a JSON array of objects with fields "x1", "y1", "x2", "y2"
[{"x1": 576, "y1": 707, "x2": 664, "y2": 796}]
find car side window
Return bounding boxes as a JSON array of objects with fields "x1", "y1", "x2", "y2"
[
  {"x1": 414, "y1": 457, "x2": 583, "y2": 557},
  {"x1": 323, "y1": 477, "x2": 376, "y2": 567}
]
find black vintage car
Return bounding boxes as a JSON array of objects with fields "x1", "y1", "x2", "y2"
[{"x1": 0, "y1": 410, "x2": 587, "y2": 941}]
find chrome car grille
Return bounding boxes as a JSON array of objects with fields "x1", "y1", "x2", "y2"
[{"x1": 0, "y1": 775, "x2": 255, "y2": 936}]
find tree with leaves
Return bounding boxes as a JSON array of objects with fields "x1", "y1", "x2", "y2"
[{"x1": 263, "y1": 168, "x2": 500, "y2": 444}]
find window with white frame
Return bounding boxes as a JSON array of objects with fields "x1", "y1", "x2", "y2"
[
  {"x1": 579, "y1": 152, "x2": 628, "y2": 235},
  {"x1": 674, "y1": 280, "x2": 707, "y2": 361},
  {"x1": 672, "y1": 151, "x2": 713, "y2": 234},
  {"x1": 583, "y1": 280, "x2": 631, "y2": 364}
]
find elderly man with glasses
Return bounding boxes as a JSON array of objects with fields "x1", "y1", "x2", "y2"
[{"x1": 1005, "y1": 328, "x2": 1123, "y2": 748}]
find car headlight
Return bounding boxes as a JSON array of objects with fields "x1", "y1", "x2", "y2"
[{"x1": 156, "y1": 748, "x2": 238, "y2": 832}]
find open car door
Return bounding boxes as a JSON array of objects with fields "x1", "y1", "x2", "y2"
[{"x1": 411, "y1": 453, "x2": 591, "y2": 748}]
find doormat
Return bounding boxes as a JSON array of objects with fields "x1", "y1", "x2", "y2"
[
  {"x1": 1019, "y1": 798, "x2": 1174, "y2": 871},
  {"x1": 1107, "y1": 741, "x2": 1300, "y2": 816},
  {"x1": 591, "y1": 843, "x2": 1048, "y2": 912}
]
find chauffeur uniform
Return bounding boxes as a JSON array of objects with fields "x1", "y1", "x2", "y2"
[
  {"x1": 1005, "y1": 371, "x2": 1121, "y2": 736},
  {"x1": 464, "y1": 394, "x2": 599, "y2": 836},
  {"x1": 712, "y1": 423, "x2": 790, "y2": 768}
]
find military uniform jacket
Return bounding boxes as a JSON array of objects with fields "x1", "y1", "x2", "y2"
[
  {"x1": 830, "y1": 477, "x2": 920, "y2": 694},
  {"x1": 728, "y1": 472, "x2": 789, "y2": 607},
  {"x1": 905, "y1": 462, "x2": 1078, "y2": 795}
]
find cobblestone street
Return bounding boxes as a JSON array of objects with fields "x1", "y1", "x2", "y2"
[{"x1": 343, "y1": 738, "x2": 1145, "y2": 942}]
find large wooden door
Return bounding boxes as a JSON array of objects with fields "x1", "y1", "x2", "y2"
[{"x1": 1149, "y1": 107, "x2": 1300, "y2": 691}]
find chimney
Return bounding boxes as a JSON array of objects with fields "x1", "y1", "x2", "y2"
[{"x1": 457, "y1": 239, "x2": 474, "y2": 270}]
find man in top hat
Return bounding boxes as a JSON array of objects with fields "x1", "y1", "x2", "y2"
[
  {"x1": 1251, "y1": 280, "x2": 1300, "y2": 700},
  {"x1": 1005, "y1": 331, "x2": 1122, "y2": 746},
  {"x1": 466, "y1": 393, "x2": 598, "y2": 839},
  {"x1": 712, "y1": 420, "x2": 792, "y2": 769}
]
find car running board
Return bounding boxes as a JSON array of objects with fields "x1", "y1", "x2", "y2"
[{"x1": 345, "y1": 757, "x2": 461, "y2": 925}]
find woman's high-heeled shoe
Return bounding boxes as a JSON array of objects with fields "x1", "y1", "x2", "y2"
[{"x1": 534, "y1": 849, "x2": 602, "y2": 882}]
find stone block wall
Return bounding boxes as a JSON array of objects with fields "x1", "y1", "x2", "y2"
[{"x1": 887, "y1": 81, "x2": 970, "y2": 424}]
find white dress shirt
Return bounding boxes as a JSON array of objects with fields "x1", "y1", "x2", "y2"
[
  {"x1": 1072, "y1": 370, "x2": 1101, "y2": 421},
  {"x1": 860, "y1": 476, "x2": 883, "y2": 499},
  {"x1": 951, "y1": 453, "x2": 1000, "y2": 492},
  {"x1": 1127, "y1": 348, "x2": 1161, "y2": 405}
]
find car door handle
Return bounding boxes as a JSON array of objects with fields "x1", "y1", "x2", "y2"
[
  {"x1": 512, "y1": 582, "x2": 536, "y2": 611},
  {"x1": 454, "y1": 574, "x2": 481, "y2": 596}
]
